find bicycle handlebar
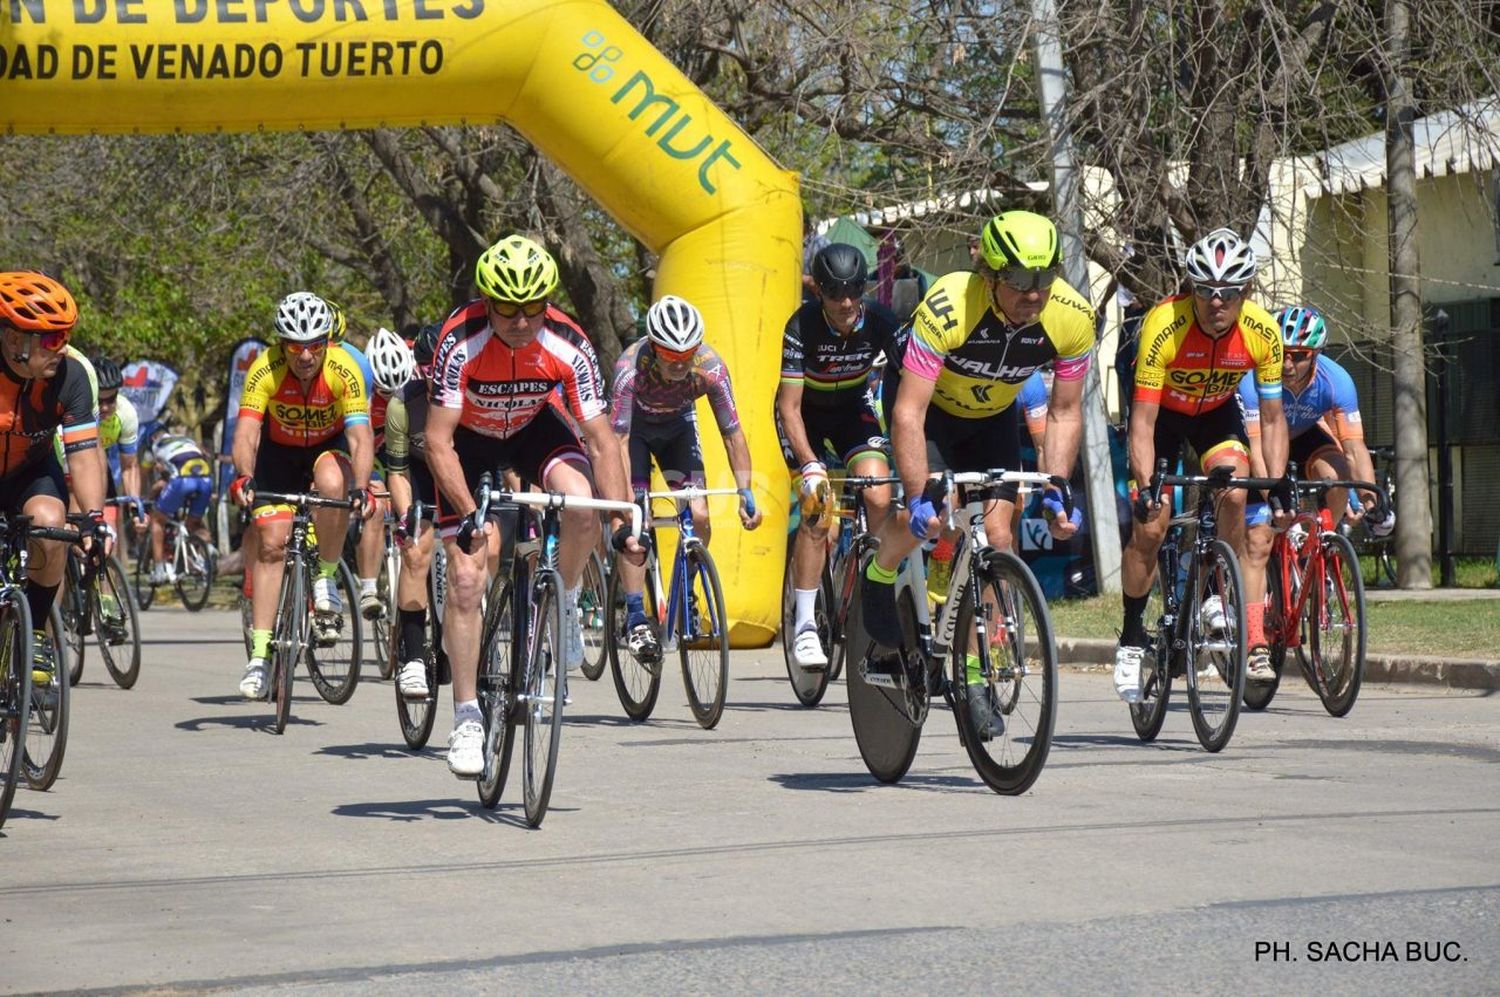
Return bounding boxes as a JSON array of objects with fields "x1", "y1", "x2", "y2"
[
  {"x1": 645, "y1": 487, "x2": 742, "y2": 502},
  {"x1": 474, "y1": 475, "x2": 642, "y2": 539},
  {"x1": 251, "y1": 490, "x2": 360, "y2": 511}
]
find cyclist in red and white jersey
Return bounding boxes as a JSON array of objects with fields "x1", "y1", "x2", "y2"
[{"x1": 426, "y1": 235, "x2": 645, "y2": 778}]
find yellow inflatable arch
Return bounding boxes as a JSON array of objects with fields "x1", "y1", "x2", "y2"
[{"x1": 1, "y1": 0, "x2": 798, "y2": 644}]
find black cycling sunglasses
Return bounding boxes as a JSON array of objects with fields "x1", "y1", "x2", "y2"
[
  {"x1": 817, "y1": 281, "x2": 866, "y2": 302},
  {"x1": 996, "y1": 265, "x2": 1059, "y2": 292}
]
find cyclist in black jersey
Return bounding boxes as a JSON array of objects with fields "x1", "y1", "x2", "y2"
[{"x1": 777, "y1": 243, "x2": 905, "y2": 670}]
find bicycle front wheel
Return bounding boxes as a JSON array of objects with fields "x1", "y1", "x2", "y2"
[
  {"x1": 578, "y1": 550, "x2": 608, "y2": 681},
  {"x1": 175, "y1": 535, "x2": 216, "y2": 613},
  {"x1": 522, "y1": 571, "x2": 565, "y2": 827},
  {"x1": 61, "y1": 554, "x2": 87, "y2": 686},
  {"x1": 606, "y1": 563, "x2": 661, "y2": 722},
  {"x1": 23, "y1": 606, "x2": 71, "y2": 791},
  {"x1": 97, "y1": 556, "x2": 142, "y2": 690},
  {"x1": 0, "y1": 594, "x2": 34, "y2": 830},
  {"x1": 306, "y1": 561, "x2": 362, "y2": 705},
  {"x1": 1130, "y1": 571, "x2": 1172, "y2": 741},
  {"x1": 1186, "y1": 538, "x2": 1247, "y2": 752},
  {"x1": 951, "y1": 549, "x2": 1057, "y2": 795},
  {"x1": 1303, "y1": 532, "x2": 1365, "y2": 717},
  {"x1": 680, "y1": 545, "x2": 729, "y2": 729},
  {"x1": 781, "y1": 554, "x2": 833, "y2": 708}
]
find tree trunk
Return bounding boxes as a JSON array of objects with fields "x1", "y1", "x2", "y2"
[{"x1": 1384, "y1": 0, "x2": 1434, "y2": 588}]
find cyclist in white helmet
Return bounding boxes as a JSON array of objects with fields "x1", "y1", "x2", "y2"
[{"x1": 609, "y1": 294, "x2": 761, "y2": 663}]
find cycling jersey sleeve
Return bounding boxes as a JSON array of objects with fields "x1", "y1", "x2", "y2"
[
  {"x1": 1131, "y1": 300, "x2": 1177, "y2": 405},
  {"x1": 1242, "y1": 303, "x2": 1283, "y2": 400},
  {"x1": 384, "y1": 395, "x2": 409, "y2": 473},
  {"x1": 1321, "y1": 357, "x2": 1364, "y2": 441},
  {"x1": 609, "y1": 346, "x2": 639, "y2": 435},
  {"x1": 238, "y1": 351, "x2": 274, "y2": 422},
  {"x1": 901, "y1": 272, "x2": 974, "y2": 381},
  {"x1": 430, "y1": 326, "x2": 469, "y2": 411},
  {"x1": 779, "y1": 312, "x2": 805, "y2": 388},
  {"x1": 1239, "y1": 372, "x2": 1262, "y2": 438},
  {"x1": 553, "y1": 331, "x2": 608, "y2": 426},
  {"x1": 702, "y1": 350, "x2": 741, "y2": 435},
  {"x1": 58, "y1": 356, "x2": 100, "y2": 455},
  {"x1": 1042, "y1": 280, "x2": 1096, "y2": 381},
  {"x1": 329, "y1": 351, "x2": 370, "y2": 428},
  {"x1": 115, "y1": 395, "x2": 140, "y2": 455}
]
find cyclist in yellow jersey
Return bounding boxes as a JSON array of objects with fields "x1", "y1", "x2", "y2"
[
  {"x1": 1114, "y1": 228, "x2": 1291, "y2": 701},
  {"x1": 228, "y1": 291, "x2": 377, "y2": 700},
  {"x1": 859, "y1": 211, "x2": 1093, "y2": 739}
]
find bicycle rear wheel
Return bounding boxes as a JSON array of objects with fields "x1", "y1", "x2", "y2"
[
  {"x1": 1303, "y1": 532, "x2": 1365, "y2": 717},
  {"x1": 578, "y1": 550, "x2": 608, "y2": 681},
  {"x1": 846, "y1": 574, "x2": 925, "y2": 784},
  {"x1": 61, "y1": 553, "x2": 87, "y2": 686},
  {"x1": 680, "y1": 545, "x2": 729, "y2": 729},
  {"x1": 1129, "y1": 571, "x2": 1172, "y2": 741},
  {"x1": 1244, "y1": 552, "x2": 1287, "y2": 711},
  {"x1": 97, "y1": 556, "x2": 142, "y2": 690},
  {"x1": 175, "y1": 535, "x2": 216, "y2": 613},
  {"x1": 306, "y1": 561, "x2": 362, "y2": 705},
  {"x1": 781, "y1": 555, "x2": 833, "y2": 708},
  {"x1": 0, "y1": 595, "x2": 34, "y2": 830},
  {"x1": 393, "y1": 609, "x2": 439, "y2": 751},
  {"x1": 372, "y1": 536, "x2": 397, "y2": 680},
  {"x1": 522, "y1": 571, "x2": 565, "y2": 827},
  {"x1": 1186, "y1": 538, "x2": 1246, "y2": 752},
  {"x1": 477, "y1": 582, "x2": 519, "y2": 808},
  {"x1": 131, "y1": 544, "x2": 156, "y2": 611},
  {"x1": 951, "y1": 550, "x2": 1057, "y2": 795},
  {"x1": 606, "y1": 563, "x2": 661, "y2": 721},
  {"x1": 23, "y1": 606, "x2": 70, "y2": 791}
]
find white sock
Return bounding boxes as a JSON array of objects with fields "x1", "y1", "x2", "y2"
[
  {"x1": 565, "y1": 585, "x2": 580, "y2": 609},
  {"x1": 794, "y1": 588, "x2": 819, "y2": 630},
  {"x1": 359, "y1": 577, "x2": 377, "y2": 595},
  {"x1": 454, "y1": 699, "x2": 481, "y2": 725}
]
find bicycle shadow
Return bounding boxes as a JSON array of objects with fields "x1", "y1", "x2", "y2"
[
  {"x1": 0, "y1": 807, "x2": 62, "y2": 825},
  {"x1": 174, "y1": 713, "x2": 323, "y2": 733},
  {"x1": 314, "y1": 741, "x2": 437, "y2": 761},
  {"x1": 768, "y1": 770, "x2": 984, "y2": 795},
  {"x1": 564, "y1": 712, "x2": 701, "y2": 730},
  {"x1": 331, "y1": 797, "x2": 572, "y2": 827},
  {"x1": 724, "y1": 700, "x2": 849, "y2": 714}
]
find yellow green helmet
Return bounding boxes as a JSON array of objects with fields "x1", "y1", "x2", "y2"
[
  {"x1": 325, "y1": 299, "x2": 348, "y2": 343},
  {"x1": 979, "y1": 210, "x2": 1061, "y2": 271},
  {"x1": 475, "y1": 235, "x2": 559, "y2": 304}
]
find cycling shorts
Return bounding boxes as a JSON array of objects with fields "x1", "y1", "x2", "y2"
[
  {"x1": 627, "y1": 419, "x2": 704, "y2": 491},
  {"x1": 923, "y1": 404, "x2": 1022, "y2": 503},
  {"x1": 776, "y1": 402, "x2": 887, "y2": 470},
  {"x1": 1152, "y1": 400, "x2": 1249, "y2": 470},
  {"x1": 158, "y1": 474, "x2": 213, "y2": 519},
  {"x1": 1290, "y1": 423, "x2": 1342, "y2": 472},
  {"x1": 2, "y1": 456, "x2": 67, "y2": 515},
  {"x1": 251, "y1": 433, "x2": 353, "y2": 514},
  {"x1": 433, "y1": 406, "x2": 588, "y2": 539}
]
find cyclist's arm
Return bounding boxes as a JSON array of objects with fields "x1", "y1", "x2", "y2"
[
  {"x1": 722, "y1": 425, "x2": 753, "y2": 493},
  {"x1": 120, "y1": 451, "x2": 142, "y2": 507},
  {"x1": 231, "y1": 415, "x2": 261, "y2": 479},
  {"x1": 66, "y1": 446, "x2": 108, "y2": 515},
  {"x1": 577, "y1": 413, "x2": 634, "y2": 527},
  {"x1": 387, "y1": 466, "x2": 412, "y2": 519},
  {"x1": 423, "y1": 404, "x2": 474, "y2": 518},
  {"x1": 1041, "y1": 373, "x2": 1084, "y2": 485},
  {"x1": 1257, "y1": 395, "x2": 1290, "y2": 478},
  {"x1": 1127, "y1": 398, "x2": 1160, "y2": 488},
  {"x1": 889, "y1": 370, "x2": 937, "y2": 502},
  {"x1": 345, "y1": 420, "x2": 374, "y2": 492},
  {"x1": 775, "y1": 381, "x2": 820, "y2": 469},
  {"x1": 1342, "y1": 434, "x2": 1379, "y2": 512}
]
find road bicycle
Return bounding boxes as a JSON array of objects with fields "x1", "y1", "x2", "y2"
[
  {"x1": 1244, "y1": 474, "x2": 1385, "y2": 716},
  {"x1": 1350, "y1": 445, "x2": 1397, "y2": 588},
  {"x1": 576, "y1": 546, "x2": 609, "y2": 681},
  {"x1": 470, "y1": 474, "x2": 641, "y2": 827},
  {"x1": 605, "y1": 486, "x2": 737, "y2": 730},
  {"x1": 1127, "y1": 461, "x2": 1282, "y2": 752},
  {"x1": 845, "y1": 469, "x2": 1067, "y2": 795},
  {"x1": 131, "y1": 500, "x2": 217, "y2": 613},
  {"x1": 346, "y1": 505, "x2": 401, "y2": 680},
  {"x1": 779, "y1": 474, "x2": 900, "y2": 707},
  {"x1": 60, "y1": 515, "x2": 141, "y2": 690},
  {"x1": 389, "y1": 500, "x2": 449, "y2": 750},
  {"x1": 252, "y1": 490, "x2": 364, "y2": 734}
]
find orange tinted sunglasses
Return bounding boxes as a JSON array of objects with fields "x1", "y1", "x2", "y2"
[
  {"x1": 32, "y1": 328, "x2": 72, "y2": 352},
  {"x1": 491, "y1": 299, "x2": 548, "y2": 319},
  {"x1": 654, "y1": 343, "x2": 697, "y2": 364},
  {"x1": 284, "y1": 338, "x2": 329, "y2": 356}
]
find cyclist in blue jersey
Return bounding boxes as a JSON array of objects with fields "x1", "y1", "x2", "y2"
[{"x1": 143, "y1": 425, "x2": 215, "y2": 583}]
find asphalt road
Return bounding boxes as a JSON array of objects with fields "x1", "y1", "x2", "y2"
[{"x1": 2, "y1": 608, "x2": 1497, "y2": 994}]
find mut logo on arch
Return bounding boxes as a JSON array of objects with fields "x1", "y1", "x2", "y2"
[{"x1": 572, "y1": 30, "x2": 742, "y2": 196}]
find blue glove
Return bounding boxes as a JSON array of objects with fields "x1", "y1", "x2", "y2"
[
  {"x1": 1041, "y1": 489, "x2": 1081, "y2": 528},
  {"x1": 737, "y1": 488, "x2": 756, "y2": 518},
  {"x1": 906, "y1": 494, "x2": 942, "y2": 541}
]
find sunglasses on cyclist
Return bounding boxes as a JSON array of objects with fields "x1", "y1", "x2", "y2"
[
  {"x1": 99, "y1": 391, "x2": 118, "y2": 406},
  {"x1": 817, "y1": 281, "x2": 865, "y2": 302},
  {"x1": 1285, "y1": 349, "x2": 1317, "y2": 362},
  {"x1": 654, "y1": 343, "x2": 697, "y2": 364},
  {"x1": 20, "y1": 328, "x2": 72, "y2": 352},
  {"x1": 996, "y1": 266, "x2": 1059, "y2": 293},
  {"x1": 283, "y1": 338, "x2": 329, "y2": 356},
  {"x1": 1192, "y1": 282, "x2": 1247, "y2": 301},
  {"x1": 491, "y1": 299, "x2": 548, "y2": 319}
]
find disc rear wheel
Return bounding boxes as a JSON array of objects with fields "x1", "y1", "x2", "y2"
[{"x1": 846, "y1": 568, "x2": 925, "y2": 785}]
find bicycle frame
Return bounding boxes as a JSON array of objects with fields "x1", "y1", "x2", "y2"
[{"x1": 643, "y1": 487, "x2": 737, "y2": 652}]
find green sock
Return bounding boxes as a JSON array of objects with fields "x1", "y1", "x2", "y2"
[
  {"x1": 865, "y1": 559, "x2": 898, "y2": 585},
  {"x1": 251, "y1": 628, "x2": 272, "y2": 659},
  {"x1": 318, "y1": 558, "x2": 339, "y2": 580},
  {"x1": 965, "y1": 652, "x2": 983, "y2": 686}
]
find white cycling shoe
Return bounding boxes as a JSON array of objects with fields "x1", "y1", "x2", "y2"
[
  {"x1": 398, "y1": 659, "x2": 430, "y2": 699},
  {"x1": 446, "y1": 719, "x2": 484, "y2": 777},
  {"x1": 792, "y1": 624, "x2": 828, "y2": 671},
  {"x1": 313, "y1": 575, "x2": 342, "y2": 615},
  {"x1": 1114, "y1": 645, "x2": 1144, "y2": 703},
  {"x1": 240, "y1": 658, "x2": 269, "y2": 700}
]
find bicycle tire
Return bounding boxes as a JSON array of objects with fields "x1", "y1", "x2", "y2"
[
  {"x1": 62, "y1": 553, "x2": 87, "y2": 687},
  {"x1": 477, "y1": 582, "x2": 519, "y2": 808},
  {"x1": 846, "y1": 572, "x2": 925, "y2": 784},
  {"x1": 522, "y1": 571, "x2": 565, "y2": 827},
  {"x1": 270, "y1": 566, "x2": 302, "y2": 735},
  {"x1": 238, "y1": 591, "x2": 255, "y2": 660},
  {"x1": 579, "y1": 550, "x2": 608, "y2": 681},
  {"x1": 606, "y1": 562, "x2": 661, "y2": 722},
  {"x1": 0, "y1": 595, "x2": 34, "y2": 830},
  {"x1": 306, "y1": 560, "x2": 362, "y2": 705},
  {"x1": 97, "y1": 556, "x2": 142, "y2": 690},
  {"x1": 374, "y1": 538, "x2": 398, "y2": 681},
  {"x1": 1244, "y1": 551, "x2": 1287, "y2": 712},
  {"x1": 1129, "y1": 572, "x2": 1172, "y2": 740},
  {"x1": 781, "y1": 554, "x2": 833, "y2": 708},
  {"x1": 23, "y1": 606, "x2": 70, "y2": 791},
  {"x1": 680, "y1": 545, "x2": 729, "y2": 729},
  {"x1": 1304, "y1": 531, "x2": 1365, "y2": 717},
  {"x1": 393, "y1": 602, "x2": 439, "y2": 751},
  {"x1": 174, "y1": 535, "x2": 215, "y2": 613},
  {"x1": 1186, "y1": 538, "x2": 1246, "y2": 752},
  {"x1": 131, "y1": 544, "x2": 156, "y2": 612},
  {"x1": 950, "y1": 549, "x2": 1057, "y2": 795}
]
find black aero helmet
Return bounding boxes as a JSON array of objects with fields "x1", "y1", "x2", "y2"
[
  {"x1": 412, "y1": 321, "x2": 444, "y2": 369},
  {"x1": 811, "y1": 243, "x2": 869, "y2": 297},
  {"x1": 93, "y1": 355, "x2": 123, "y2": 391}
]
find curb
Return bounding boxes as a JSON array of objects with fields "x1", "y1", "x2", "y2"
[{"x1": 1056, "y1": 637, "x2": 1500, "y2": 691}]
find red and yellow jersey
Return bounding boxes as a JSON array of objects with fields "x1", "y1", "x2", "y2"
[
  {"x1": 1133, "y1": 295, "x2": 1282, "y2": 415},
  {"x1": 237, "y1": 343, "x2": 369, "y2": 447}
]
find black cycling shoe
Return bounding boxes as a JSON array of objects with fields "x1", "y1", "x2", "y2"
[
  {"x1": 859, "y1": 572, "x2": 901, "y2": 648},
  {"x1": 965, "y1": 682, "x2": 1006, "y2": 742}
]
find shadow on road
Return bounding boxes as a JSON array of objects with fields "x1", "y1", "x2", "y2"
[
  {"x1": 768, "y1": 770, "x2": 981, "y2": 795},
  {"x1": 565, "y1": 712, "x2": 699, "y2": 730},
  {"x1": 1, "y1": 807, "x2": 61, "y2": 824},
  {"x1": 330, "y1": 797, "x2": 564, "y2": 827},
  {"x1": 724, "y1": 700, "x2": 849, "y2": 714},
  {"x1": 315, "y1": 741, "x2": 436, "y2": 761},
  {"x1": 174, "y1": 714, "x2": 323, "y2": 733}
]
